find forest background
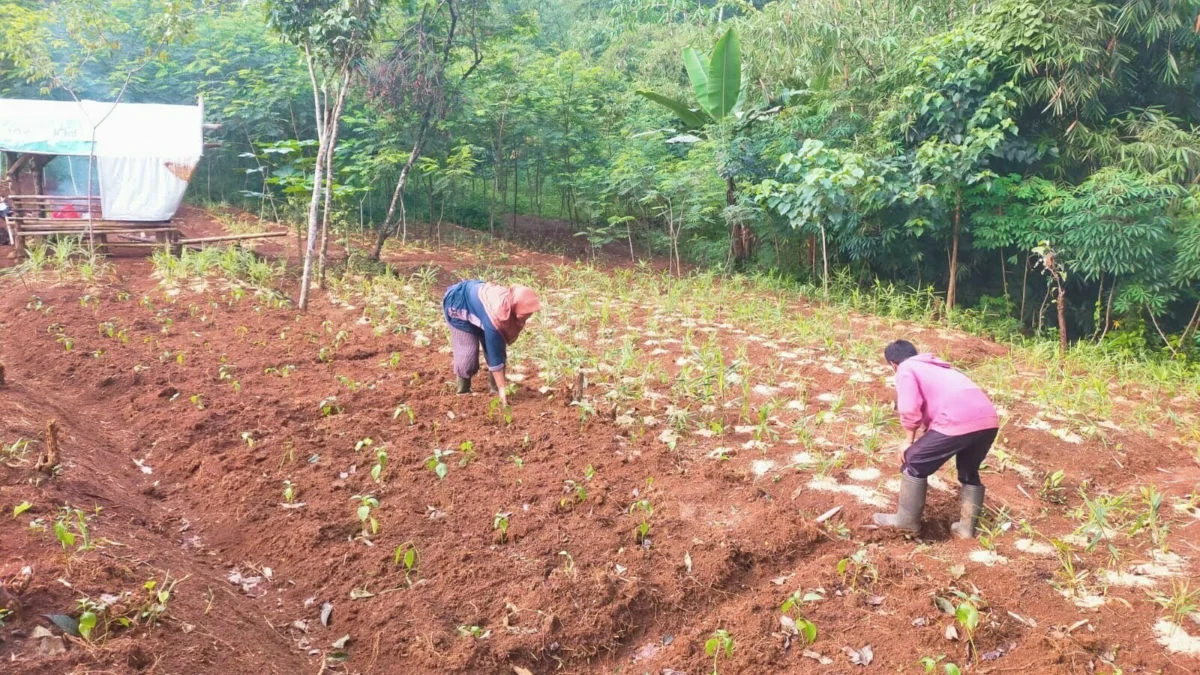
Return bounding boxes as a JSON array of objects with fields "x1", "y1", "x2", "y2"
[{"x1": 4, "y1": 0, "x2": 1200, "y2": 357}]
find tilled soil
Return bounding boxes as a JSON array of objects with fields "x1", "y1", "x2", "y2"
[{"x1": 1, "y1": 213, "x2": 1198, "y2": 675}]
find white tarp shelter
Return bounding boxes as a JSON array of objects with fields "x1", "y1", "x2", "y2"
[{"x1": 0, "y1": 98, "x2": 203, "y2": 221}]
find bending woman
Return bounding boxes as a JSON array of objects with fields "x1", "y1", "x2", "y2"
[{"x1": 442, "y1": 279, "x2": 542, "y2": 407}]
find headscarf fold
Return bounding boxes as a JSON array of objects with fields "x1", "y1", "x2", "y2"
[{"x1": 478, "y1": 282, "x2": 542, "y2": 345}]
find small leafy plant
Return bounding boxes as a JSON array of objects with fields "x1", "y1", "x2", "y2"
[
  {"x1": 351, "y1": 495, "x2": 380, "y2": 538},
  {"x1": 493, "y1": 512, "x2": 511, "y2": 544},
  {"x1": 1149, "y1": 580, "x2": 1200, "y2": 627},
  {"x1": 487, "y1": 398, "x2": 513, "y2": 425},
  {"x1": 836, "y1": 548, "x2": 878, "y2": 591},
  {"x1": 282, "y1": 480, "x2": 297, "y2": 504},
  {"x1": 704, "y1": 628, "x2": 734, "y2": 675},
  {"x1": 393, "y1": 542, "x2": 419, "y2": 585},
  {"x1": 371, "y1": 448, "x2": 388, "y2": 482},
  {"x1": 425, "y1": 448, "x2": 455, "y2": 480},
  {"x1": 392, "y1": 403, "x2": 415, "y2": 425},
  {"x1": 919, "y1": 656, "x2": 962, "y2": 675},
  {"x1": 779, "y1": 589, "x2": 819, "y2": 646},
  {"x1": 1040, "y1": 469, "x2": 1066, "y2": 504},
  {"x1": 629, "y1": 498, "x2": 653, "y2": 545}
]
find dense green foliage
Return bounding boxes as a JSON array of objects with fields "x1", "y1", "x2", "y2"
[{"x1": 4, "y1": 0, "x2": 1200, "y2": 354}]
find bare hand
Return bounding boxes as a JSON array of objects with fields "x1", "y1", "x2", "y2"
[{"x1": 895, "y1": 444, "x2": 909, "y2": 467}]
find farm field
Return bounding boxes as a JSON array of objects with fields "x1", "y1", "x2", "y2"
[{"x1": 1, "y1": 212, "x2": 1199, "y2": 675}]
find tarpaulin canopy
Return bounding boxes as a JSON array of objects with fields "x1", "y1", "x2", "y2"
[{"x1": 0, "y1": 98, "x2": 203, "y2": 221}]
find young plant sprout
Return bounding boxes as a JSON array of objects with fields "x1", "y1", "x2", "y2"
[
  {"x1": 704, "y1": 628, "x2": 734, "y2": 675},
  {"x1": 629, "y1": 498, "x2": 653, "y2": 545},
  {"x1": 488, "y1": 398, "x2": 513, "y2": 425},
  {"x1": 836, "y1": 548, "x2": 878, "y2": 591},
  {"x1": 351, "y1": 495, "x2": 380, "y2": 538},
  {"x1": 457, "y1": 441, "x2": 477, "y2": 467},
  {"x1": 371, "y1": 448, "x2": 388, "y2": 483},
  {"x1": 425, "y1": 449, "x2": 455, "y2": 480},
  {"x1": 919, "y1": 656, "x2": 962, "y2": 675},
  {"x1": 393, "y1": 542, "x2": 419, "y2": 585},
  {"x1": 392, "y1": 403, "x2": 415, "y2": 425},
  {"x1": 282, "y1": 480, "x2": 296, "y2": 503},
  {"x1": 493, "y1": 512, "x2": 511, "y2": 544},
  {"x1": 779, "y1": 590, "x2": 819, "y2": 646},
  {"x1": 1149, "y1": 580, "x2": 1200, "y2": 628}
]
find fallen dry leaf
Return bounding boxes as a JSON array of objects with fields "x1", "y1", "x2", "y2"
[{"x1": 842, "y1": 644, "x2": 873, "y2": 666}]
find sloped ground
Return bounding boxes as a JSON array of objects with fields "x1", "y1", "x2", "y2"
[{"x1": 1, "y1": 213, "x2": 1199, "y2": 675}]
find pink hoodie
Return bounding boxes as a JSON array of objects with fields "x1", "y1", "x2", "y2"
[{"x1": 895, "y1": 353, "x2": 998, "y2": 436}]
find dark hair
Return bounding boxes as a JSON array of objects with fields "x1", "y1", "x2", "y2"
[{"x1": 884, "y1": 340, "x2": 918, "y2": 365}]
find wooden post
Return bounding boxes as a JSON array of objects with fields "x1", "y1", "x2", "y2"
[
  {"x1": 37, "y1": 420, "x2": 60, "y2": 473},
  {"x1": 0, "y1": 363, "x2": 6, "y2": 386}
]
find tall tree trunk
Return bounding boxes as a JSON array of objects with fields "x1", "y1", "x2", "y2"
[
  {"x1": 1056, "y1": 281, "x2": 1067, "y2": 359},
  {"x1": 489, "y1": 113, "x2": 506, "y2": 236},
  {"x1": 946, "y1": 193, "x2": 961, "y2": 313},
  {"x1": 370, "y1": 102, "x2": 435, "y2": 260},
  {"x1": 298, "y1": 50, "x2": 331, "y2": 310},
  {"x1": 511, "y1": 150, "x2": 518, "y2": 230},
  {"x1": 318, "y1": 71, "x2": 350, "y2": 289},
  {"x1": 726, "y1": 176, "x2": 743, "y2": 264}
]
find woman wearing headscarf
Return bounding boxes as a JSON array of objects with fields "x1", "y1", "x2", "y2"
[{"x1": 442, "y1": 279, "x2": 542, "y2": 407}]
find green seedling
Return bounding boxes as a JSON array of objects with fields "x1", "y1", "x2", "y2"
[
  {"x1": 629, "y1": 498, "x2": 653, "y2": 545},
  {"x1": 241, "y1": 432, "x2": 255, "y2": 448},
  {"x1": 1040, "y1": 469, "x2": 1066, "y2": 504},
  {"x1": 190, "y1": 394, "x2": 205, "y2": 410},
  {"x1": 457, "y1": 624, "x2": 490, "y2": 639},
  {"x1": 457, "y1": 441, "x2": 477, "y2": 467},
  {"x1": 919, "y1": 656, "x2": 962, "y2": 675},
  {"x1": 1149, "y1": 580, "x2": 1200, "y2": 627},
  {"x1": 371, "y1": 448, "x2": 388, "y2": 483},
  {"x1": 381, "y1": 352, "x2": 402, "y2": 369},
  {"x1": 393, "y1": 542, "x2": 419, "y2": 585},
  {"x1": 508, "y1": 454, "x2": 524, "y2": 469},
  {"x1": 425, "y1": 448, "x2": 455, "y2": 480},
  {"x1": 355, "y1": 437, "x2": 374, "y2": 452},
  {"x1": 836, "y1": 548, "x2": 878, "y2": 591},
  {"x1": 318, "y1": 396, "x2": 343, "y2": 416},
  {"x1": 493, "y1": 512, "x2": 511, "y2": 543},
  {"x1": 779, "y1": 590, "x2": 819, "y2": 646},
  {"x1": 13, "y1": 501, "x2": 33, "y2": 518},
  {"x1": 948, "y1": 589, "x2": 983, "y2": 661},
  {"x1": 2, "y1": 438, "x2": 32, "y2": 466},
  {"x1": 392, "y1": 403, "x2": 415, "y2": 425},
  {"x1": 139, "y1": 575, "x2": 180, "y2": 626},
  {"x1": 705, "y1": 629, "x2": 734, "y2": 675},
  {"x1": 487, "y1": 398, "x2": 513, "y2": 425},
  {"x1": 53, "y1": 507, "x2": 94, "y2": 553},
  {"x1": 282, "y1": 480, "x2": 296, "y2": 504},
  {"x1": 351, "y1": 495, "x2": 380, "y2": 537}
]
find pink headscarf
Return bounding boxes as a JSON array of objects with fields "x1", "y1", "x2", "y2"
[{"x1": 478, "y1": 283, "x2": 542, "y2": 345}]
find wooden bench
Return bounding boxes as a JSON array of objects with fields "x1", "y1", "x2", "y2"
[{"x1": 3, "y1": 194, "x2": 180, "y2": 256}]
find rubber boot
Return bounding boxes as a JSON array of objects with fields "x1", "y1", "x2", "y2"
[
  {"x1": 950, "y1": 484, "x2": 986, "y2": 540},
  {"x1": 487, "y1": 372, "x2": 499, "y2": 395},
  {"x1": 456, "y1": 377, "x2": 471, "y2": 395},
  {"x1": 873, "y1": 474, "x2": 927, "y2": 533}
]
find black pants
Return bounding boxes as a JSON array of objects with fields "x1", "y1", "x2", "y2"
[{"x1": 902, "y1": 428, "x2": 997, "y2": 486}]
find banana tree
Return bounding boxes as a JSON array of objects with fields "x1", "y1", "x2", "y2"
[
  {"x1": 637, "y1": 28, "x2": 750, "y2": 260},
  {"x1": 637, "y1": 27, "x2": 742, "y2": 127}
]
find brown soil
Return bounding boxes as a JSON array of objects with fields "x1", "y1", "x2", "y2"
[{"x1": 1, "y1": 209, "x2": 1197, "y2": 675}]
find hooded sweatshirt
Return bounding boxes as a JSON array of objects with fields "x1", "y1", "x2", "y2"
[{"x1": 894, "y1": 353, "x2": 998, "y2": 436}]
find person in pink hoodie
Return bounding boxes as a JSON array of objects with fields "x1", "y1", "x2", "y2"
[{"x1": 873, "y1": 340, "x2": 999, "y2": 538}]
